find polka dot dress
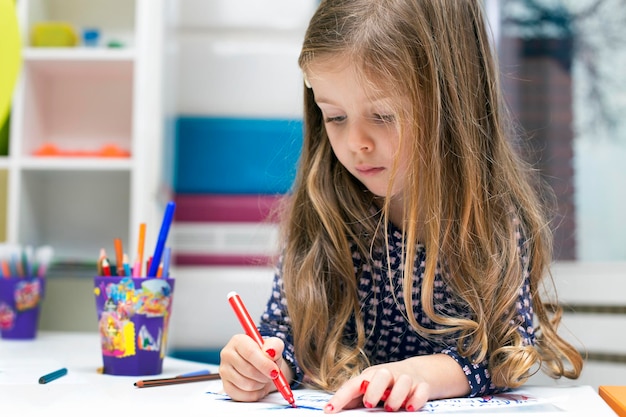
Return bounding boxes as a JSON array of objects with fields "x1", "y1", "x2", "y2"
[{"x1": 259, "y1": 220, "x2": 534, "y2": 397}]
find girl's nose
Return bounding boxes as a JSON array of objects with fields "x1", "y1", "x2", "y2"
[{"x1": 347, "y1": 122, "x2": 373, "y2": 153}]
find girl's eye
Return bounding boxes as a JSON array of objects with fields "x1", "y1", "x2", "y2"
[
  {"x1": 324, "y1": 115, "x2": 346, "y2": 124},
  {"x1": 373, "y1": 113, "x2": 395, "y2": 123}
]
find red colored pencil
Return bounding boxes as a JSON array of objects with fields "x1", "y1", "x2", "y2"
[{"x1": 102, "y1": 258, "x2": 111, "y2": 276}]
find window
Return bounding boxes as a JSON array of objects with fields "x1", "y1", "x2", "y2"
[{"x1": 489, "y1": 0, "x2": 626, "y2": 263}]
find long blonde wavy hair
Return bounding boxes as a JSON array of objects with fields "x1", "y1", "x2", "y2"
[{"x1": 278, "y1": 0, "x2": 583, "y2": 392}]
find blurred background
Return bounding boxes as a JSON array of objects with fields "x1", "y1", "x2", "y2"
[{"x1": 2, "y1": 0, "x2": 624, "y2": 390}]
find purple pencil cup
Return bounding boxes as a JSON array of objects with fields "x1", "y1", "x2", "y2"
[
  {"x1": 0, "y1": 276, "x2": 45, "y2": 340},
  {"x1": 93, "y1": 276, "x2": 175, "y2": 376}
]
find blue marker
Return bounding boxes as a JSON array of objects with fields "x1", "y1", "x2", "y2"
[
  {"x1": 38, "y1": 367, "x2": 68, "y2": 384},
  {"x1": 148, "y1": 201, "x2": 176, "y2": 277}
]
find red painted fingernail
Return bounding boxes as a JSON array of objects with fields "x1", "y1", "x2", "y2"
[
  {"x1": 385, "y1": 404, "x2": 394, "y2": 412},
  {"x1": 265, "y1": 348, "x2": 276, "y2": 358},
  {"x1": 359, "y1": 380, "x2": 369, "y2": 394},
  {"x1": 406, "y1": 404, "x2": 415, "y2": 412},
  {"x1": 324, "y1": 403, "x2": 334, "y2": 412},
  {"x1": 270, "y1": 369, "x2": 278, "y2": 379},
  {"x1": 381, "y1": 388, "x2": 391, "y2": 401},
  {"x1": 364, "y1": 401, "x2": 374, "y2": 409}
]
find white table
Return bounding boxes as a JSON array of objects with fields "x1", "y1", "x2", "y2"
[
  {"x1": 0, "y1": 331, "x2": 220, "y2": 415},
  {"x1": 0, "y1": 331, "x2": 618, "y2": 416}
]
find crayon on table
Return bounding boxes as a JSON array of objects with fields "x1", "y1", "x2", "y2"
[{"x1": 38, "y1": 367, "x2": 68, "y2": 384}]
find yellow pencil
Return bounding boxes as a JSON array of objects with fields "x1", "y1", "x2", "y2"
[{"x1": 97, "y1": 248, "x2": 106, "y2": 276}]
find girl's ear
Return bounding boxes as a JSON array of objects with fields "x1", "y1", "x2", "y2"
[{"x1": 303, "y1": 72, "x2": 312, "y2": 89}]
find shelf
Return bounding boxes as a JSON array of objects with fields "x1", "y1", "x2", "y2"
[
  {"x1": 24, "y1": 0, "x2": 137, "y2": 49},
  {"x1": 17, "y1": 57, "x2": 133, "y2": 157},
  {"x1": 0, "y1": 157, "x2": 10, "y2": 170},
  {"x1": 18, "y1": 170, "x2": 131, "y2": 262},
  {"x1": 5, "y1": 0, "x2": 169, "y2": 278},
  {"x1": 19, "y1": 157, "x2": 133, "y2": 171},
  {"x1": 23, "y1": 47, "x2": 135, "y2": 62}
]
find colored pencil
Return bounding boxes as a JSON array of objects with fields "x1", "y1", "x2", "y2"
[
  {"x1": 122, "y1": 253, "x2": 131, "y2": 276},
  {"x1": 161, "y1": 246, "x2": 171, "y2": 278},
  {"x1": 147, "y1": 202, "x2": 175, "y2": 277},
  {"x1": 101, "y1": 258, "x2": 111, "y2": 276},
  {"x1": 114, "y1": 238, "x2": 124, "y2": 276},
  {"x1": 136, "y1": 222, "x2": 146, "y2": 277},
  {"x1": 134, "y1": 372, "x2": 221, "y2": 388}
]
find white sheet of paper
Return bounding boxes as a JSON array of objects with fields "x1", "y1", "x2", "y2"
[{"x1": 201, "y1": 381, "x2": 587, "y2": 415}]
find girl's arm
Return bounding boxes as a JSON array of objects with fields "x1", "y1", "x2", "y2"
[
  {"x1": 326, "y1": 252, "x2": 535, "y2": 412},
  {"x1": 324, "y1": 353, "x2": 469, "y2": 413}
]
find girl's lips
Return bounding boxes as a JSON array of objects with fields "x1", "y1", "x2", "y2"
[{"x1": 355, "y1": 166, "x2": 385, "y2": 175}]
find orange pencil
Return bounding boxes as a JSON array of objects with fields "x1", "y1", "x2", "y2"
[
  {"x1": 114, "y1": 238, "x2": 124, "y2": 275},
  {"x1": 136, "y1": 223, "x2": 146, "y2": 277},
  {"x1": 1, "y1": 260, "x2": 10, "y2": 277}
]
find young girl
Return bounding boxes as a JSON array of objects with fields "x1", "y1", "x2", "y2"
[{"x1": 219, "y1": 0, "x2": 583, "y2": 413}]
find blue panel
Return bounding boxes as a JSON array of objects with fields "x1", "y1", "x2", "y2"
[
  {"x1": 169, "y1": 349, "x2": 221, "y2": 365},
  {"x1": 174, "y1": 117, "x2": 303, "y2": 194}
]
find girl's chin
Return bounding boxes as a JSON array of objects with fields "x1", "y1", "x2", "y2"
[{"x1": 363, "y1": 185, "x2": 392, "y2": 198}]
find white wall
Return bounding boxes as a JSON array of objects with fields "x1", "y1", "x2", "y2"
[
  {"x1": 167, "y1": 0, "x2": 317, "y2": 350},
  {"x1": 174, "y1": 0, "x2": 315, "y2": 118}
]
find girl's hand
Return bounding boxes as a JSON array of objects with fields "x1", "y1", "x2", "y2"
[
  {"x1": 219, "y1": 335, "x2": 289, "y2": 402},
  {"x1": 323, "y1": 365, "x2": 430, "y2": 413},
  {"x1": 323, "y1": 354, "x2": 469, "y2": 413}
]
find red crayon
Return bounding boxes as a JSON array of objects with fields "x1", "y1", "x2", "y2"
[{"x1": 227, "y1": 291, "x2": 296, "y2": 408}]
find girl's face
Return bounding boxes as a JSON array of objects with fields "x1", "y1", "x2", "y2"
[{"x1": 305, "y1": 57, "x2": 410, "y2": 199}]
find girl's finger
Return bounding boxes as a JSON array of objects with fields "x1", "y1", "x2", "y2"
[
  {"x1": 403, "y1": 381, "x2": 430, "y2": 412},
  {"x1": 324, "y1": 377, "x2": 366, "y2": 413}
]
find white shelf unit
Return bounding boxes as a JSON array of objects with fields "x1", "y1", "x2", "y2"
[{"x1": 7, "y1": 0, "x2": 170, "y2": 266}]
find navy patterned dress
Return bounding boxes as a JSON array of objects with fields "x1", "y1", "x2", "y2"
[{"x1": 259, "y1": 219, "x2": 535, "y2": 397}]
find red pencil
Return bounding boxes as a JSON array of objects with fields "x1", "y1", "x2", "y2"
[
  {"x1": 227, "y1": 291, "x2": 296, "y2": 407},
  {"x1": 102, "y1": 258, "x2": 111, "y2": 276}
]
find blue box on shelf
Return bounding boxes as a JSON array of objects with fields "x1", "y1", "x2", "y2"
[{"x1": 173, "y1": 117, "x2": 303, "y2": 194}]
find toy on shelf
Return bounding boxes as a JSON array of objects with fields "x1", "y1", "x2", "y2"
[
  {"x1": 31, "y1": 22, "x2": 78, "y2": 47},
  {"x1": 33, "y1": 143, "x2": 130, "y2": 158}
]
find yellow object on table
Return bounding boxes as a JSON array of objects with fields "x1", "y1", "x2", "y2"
[
  {"x1": 599, "y1": 386, "x2": 626, "y2": 417},
  {"x1": 31, "y1": 22, "x2": 78, "y2": 47}
]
